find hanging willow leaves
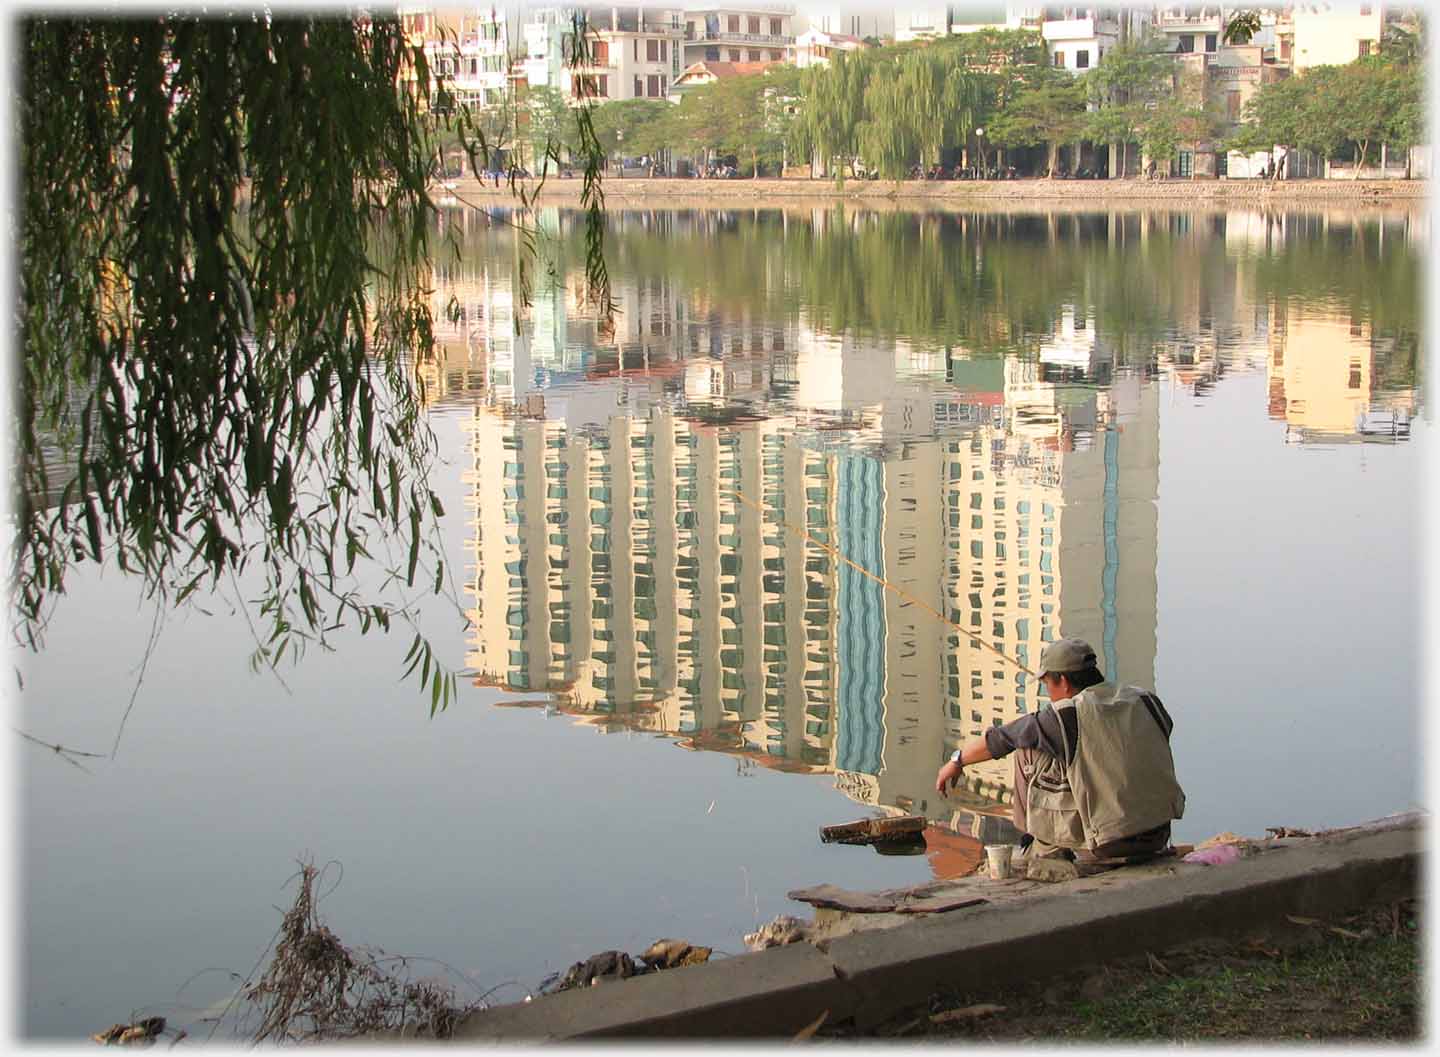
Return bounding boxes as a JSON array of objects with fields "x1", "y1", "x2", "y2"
[
  {"x1": 794, "y1": 29, "x2": 1043, "y2": 180},
  {"x1": 16, "y1": 13, "x2": 609, "y2": 705}
]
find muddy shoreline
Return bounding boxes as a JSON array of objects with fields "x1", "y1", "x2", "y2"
[{"x1": 437, "y1": 174, "x2": 1429, "y2": 211}]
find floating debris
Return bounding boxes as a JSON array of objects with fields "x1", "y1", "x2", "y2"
[
  {"x1": 90, "y1": 1016, "x2": 165, "y2": 1046},
  {"x1": 546, "y1": 951, "x2": 642, "y2": 993},
  {"x1": 820, "y1": 815, "x2": 926, "y2": 846},
  {"x1": 641, "y1": 938, "x2": 712, "y2": 970},
  {"x1": 744, "y1": 915, "x2": 813, "y2": 951}
]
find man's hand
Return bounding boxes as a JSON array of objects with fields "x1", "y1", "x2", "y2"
[{"x1": 935, "y1": 759, "x2": 963, "y2": 797}]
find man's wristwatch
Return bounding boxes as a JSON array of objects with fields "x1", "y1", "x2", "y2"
[{"x1": 950, "y1": 750, "x2": 964, "y2": 766}]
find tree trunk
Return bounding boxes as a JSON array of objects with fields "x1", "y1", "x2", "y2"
[
  {"x1": 1047, "y1": 140, "x2": 1057, "y2": 177},
  {"x1": 1354, "y1": 140, "x2": 1367, "y2": 179}
]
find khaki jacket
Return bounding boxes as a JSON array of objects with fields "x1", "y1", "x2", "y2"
[{"x1": 1024, "y1": 683, "x2": 1185, "y2": 851}]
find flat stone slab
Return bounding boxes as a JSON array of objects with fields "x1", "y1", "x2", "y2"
[{"x1": 788, "y1": 880, "x2": 989, "y2": 914}]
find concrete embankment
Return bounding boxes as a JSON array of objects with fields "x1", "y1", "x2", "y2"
[
  {"x1": 438, "y1": 175, "x2": 1428, "y2": 209},
  {"x1": 451, "y1": 816, "x2": 1422, "y2": 1040}
]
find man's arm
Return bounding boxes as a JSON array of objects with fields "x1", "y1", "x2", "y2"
[
  {"x1": 934, "y1": 708, "x2": 1074, "y2": 797},
  {"x1": 934, "y1": 737, "x2": 994, "y2": 797}
]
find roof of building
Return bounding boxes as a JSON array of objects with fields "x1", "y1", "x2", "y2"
[
  {"x1": 674, "y1": 60, "x2": 783, "y2": 83},
  {"x1": 798, "y1": 28, "x2": 864, "y2": 46}
]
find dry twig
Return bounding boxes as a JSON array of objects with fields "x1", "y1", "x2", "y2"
[{"x1": 242, "y1": 861, "x2": 486, "y2": 1042}]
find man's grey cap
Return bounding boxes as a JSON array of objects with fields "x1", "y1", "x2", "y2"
[{"x1": 1037, "y1": 637, "x2": 1097, "y2": 678}]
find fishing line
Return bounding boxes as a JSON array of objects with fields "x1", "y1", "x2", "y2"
[{"x1": 727, "y1": 487, "x2": 1037, "y2": 678}]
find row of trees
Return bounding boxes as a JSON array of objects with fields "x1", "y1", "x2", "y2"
[
  {"x1": 514, "y1": 21, "x2": 1424, "y2": 182},
  {"x1": 511, "y1": 67, "x2": 804, "y2": 177},
  {"x1": 1232, "y1": 53, "x2": 1424, "y2": 177}
]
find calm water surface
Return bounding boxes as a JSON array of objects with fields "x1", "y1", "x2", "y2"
[{"x1": 19, "y1": 204, "x2": 1426, "y2": 1038}]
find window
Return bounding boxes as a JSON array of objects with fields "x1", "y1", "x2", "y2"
[
  {"x1": 1178, "y1": 33, "x2": 1193, "y2": 52},
  {"x1": 598, "y1": 74, "x2": 609, "y2": 97},
  {"x1": 1053, "y1": 50, "x2": 1063, "y2": 66},
  {"x1": 1360, "y1": 3, "x2": 1372, "y2": 13},
  {"x1": 727, "y1": 14, "x2": 740, "y2": 32},
  {"x1": 749, "y1": 49, "x2": 761, "y2": 61},
  {"x1": 1358, "y1": 39, "x2": 1374, "y2": 57},
  {"x1": 646, "y1": 38, "x2": 658, "y2": 61},
  {"x1": 1178, "y1": 149, "x2": 1193, "y2": 177},
  {"x1": 648, "y1": 74, "x2": 661, "y2": 96},
  {"x1": 749, "y1": 16, "x2": 760, "y2": 34},
  {"x1": 1076, "y1": 49, "x2": 1089, "y2": 68},
  {"x1": 729, "y1": 48, "x2": 741, "y2": 60},
  {"x1": 705, "y1": 46, "x2": 719, "y2": 60},
  {"x1": 634, "y1": 76, "x2": 643, "y2": 96},
  {"x1": 660, "y1": 40, "x2": 667, "y2": 61},
  {"x1": 1280, "y1": 38, "x2": 1292, "y2": 60},
  {"x1": 593, "y1": 41, "x2": 609, "y2": 63},
  {"x1": 770, "y1": 17, "x2": 782, "y2": 35},
  {"x1": 633, "y1": 39, "x2": 639, "y2": 61},
  {"x1": 1205, "y1": 33, "x2": 1217, "y2": 51},
  {"x1": 1226, "y1": 89, "x2": 1241, "y2": 120},
  {"x1": 770, "y1": 50, "x2": 783, "y2": 60}
]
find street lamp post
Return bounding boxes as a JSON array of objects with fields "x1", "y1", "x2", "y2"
[{"x1": 975, "y1": 127, "x2": 986, "y2": 176}]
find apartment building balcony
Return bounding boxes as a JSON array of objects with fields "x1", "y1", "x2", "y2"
[
  {"x1": 1157, "y1": 15, "x2": 1223, "y2": 34},
  {"x1": 458, "y1": 36, "x2": 509, "y2": 56},
  {"x1": 685, "y1": 28, "x2": 795, "y2": 46},
  {"x1": 1155, "y1": 6, "x2": 1225, "y2": 34},
  {"x1": 587, "y1": 10, "x2": 683, "y2": 35},
  {"x1": 1041, "y1": 17, "x2": 1117, "y2": 43},
  {"x1": 450, "y1": 71, "x2": 509, "y2": 91}
]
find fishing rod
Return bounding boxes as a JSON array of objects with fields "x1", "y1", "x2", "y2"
[{"x1": 727, "y1": 487, "x2": 1037, "y2": 679}]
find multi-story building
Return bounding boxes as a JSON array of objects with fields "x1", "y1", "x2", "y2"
[
  {"x1": 894, "y1": 6, "x2": 958, "y2": 40},
  {"x1": 568, "y1": 5, "x2": 687, "y2": 101},
  {"x1": 1041, "y1": 6, "x2": 1147, "y2": 72},
  {"x1": 681, "y1": 5, "x2": 795, "y2": 65},
  {"x1": 399, "y1": 7, "x2": 520, "y2": 109},
  {"x1": 518, "y1": 8, "x2": 571, "y2": 91},
  {"x1": 1152, "y1": 2, "x2": 1225, "y2": 56},
  {"x1": 893, "y1": 3, "x2": 1011, "y2": 40},
  {"x1": 1277, "y1": 0, "x2": 1386, "y2": 73},
  {"x1": 794, "y1": 7, "x2": 893, "y2": 40}
]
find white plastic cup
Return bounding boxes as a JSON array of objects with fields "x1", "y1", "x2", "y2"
[{"x1": 985, "y1": 844, "x2": 1014, "y2": 880}]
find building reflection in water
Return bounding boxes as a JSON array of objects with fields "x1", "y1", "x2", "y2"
[
  {"x1": 460, "y1": 371, "x2": 1159, "y2": 847},
  {"x1": 434, "y1": 203, "x2": 1419, "y2": 876}
]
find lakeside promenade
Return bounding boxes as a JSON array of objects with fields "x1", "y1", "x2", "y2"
[{"x1": 439, "y1": 175, "x2": 1429, "y2": 208}]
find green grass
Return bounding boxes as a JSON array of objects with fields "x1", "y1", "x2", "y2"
[
  {"x1": 1066, "y1": 934, "x2": 1420, "y2": 1040},
  {"x1": 839, "y1": 898, "x2": 1422, "y2": 1043}
]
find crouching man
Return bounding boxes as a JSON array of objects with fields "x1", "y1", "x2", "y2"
[{"x1": 934, "y1": 637, "x2": 1185, "y2": 862}]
